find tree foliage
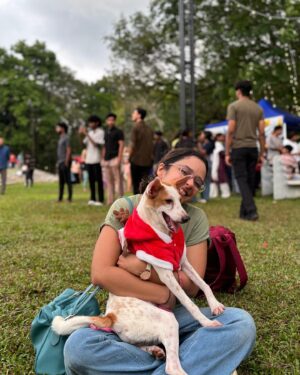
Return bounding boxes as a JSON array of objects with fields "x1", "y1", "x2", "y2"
[
  {"x1": 0, "y1": 41, "x2": 113, "y2": 171},
  {"x1": 107, "y1": 0, "x2": 300, "y2": 134}
]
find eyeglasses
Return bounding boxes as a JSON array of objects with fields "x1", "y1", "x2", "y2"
[{"x1": 168, "y1": 164, "x2": 206, "y2": 192}]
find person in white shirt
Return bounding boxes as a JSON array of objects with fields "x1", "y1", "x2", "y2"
[
  {"x1": 79, "y1": 115, "x2": 105, "y2": 206},
  {"x1": 266, "y1": 126, "x2": 284, "y2": 166}
]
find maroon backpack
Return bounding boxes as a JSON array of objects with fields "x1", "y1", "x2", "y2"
[{"x1": 204, "y1": 226, "x2": 248, "y2": 293}]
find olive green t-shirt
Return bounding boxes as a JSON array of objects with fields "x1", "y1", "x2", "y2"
[
  {"x1": 227, "y1": 98, "x2": 264, "y2": 149},
  {"x1": 101, "y1": 195, "x2": 209, "y2": 247}
]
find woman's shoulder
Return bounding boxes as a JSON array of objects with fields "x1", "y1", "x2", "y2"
[
  {"x1": 100, "y1": 195, "x2": 141, "y2": 232},
  {"x1": 184, "y1": 203, "x2": 207, "y2": 218}
]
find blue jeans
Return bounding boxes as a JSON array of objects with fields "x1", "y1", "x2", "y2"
[{"x1": 64, "y1": 305, "x2": 256, "y2": 375}]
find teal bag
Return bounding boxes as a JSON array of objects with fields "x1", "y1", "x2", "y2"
[{"x1": 31, "y1": 284, "x2": 100, "y2": 375}]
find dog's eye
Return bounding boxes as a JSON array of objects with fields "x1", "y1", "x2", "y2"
[{"x1": 165, "y1": 199, "x2": 173, "y2": 205}]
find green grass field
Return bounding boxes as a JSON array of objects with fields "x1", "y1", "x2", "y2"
[{"x1": 0, "y1": 183, "x2": 299, "y2": 374}]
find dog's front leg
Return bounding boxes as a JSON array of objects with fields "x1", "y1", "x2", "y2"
[
  {"x1": 181, "y1": 259, "x2": 225, "y2": 315},
  {"x1": 154, "y1": 266, "x2": 221, "y2": 327}
]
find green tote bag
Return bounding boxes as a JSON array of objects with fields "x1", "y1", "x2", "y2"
[{"x1": 31, "y1": 284, "x2": 100, "y2": 375}]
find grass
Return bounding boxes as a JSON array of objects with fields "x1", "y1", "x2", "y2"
[{"x1": 0, "y1": 182, "x2": 299, "y2": 375}]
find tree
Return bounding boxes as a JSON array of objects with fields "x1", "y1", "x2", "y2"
[
  {"x1": 106, "y1": 0, "x2": 300, "y2": 134},
  {"x1": 0, "y1": 41, "x2": 119, "y2": 171}
]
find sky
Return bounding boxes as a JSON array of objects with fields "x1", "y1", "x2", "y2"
[{"x1": 0, "y1": 0, "x2": 150, "y2": 82}]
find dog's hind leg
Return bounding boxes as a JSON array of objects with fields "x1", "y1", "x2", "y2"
[
  {"x1": 154, "y1": 266, "x2": 222, "y2": 328},
  {"x1": 160, "y1": 326, "x2": 187, "y2": 375},
  {"x1": 181, "y1": 259, "x2": 225, "y2": 316}
]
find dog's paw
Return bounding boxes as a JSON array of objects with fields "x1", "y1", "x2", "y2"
[
  {"x1": 212, "y1": 303, "x2": 225, "y2": 316},
  {"x1": 205, "y1": 319, "x2": 223, "y2": 328},
  {"x1": 141, "y1": 345, "x2": 165, "y2": 360},
  {"x1": 151, "y1": 346, "x2": 166, "y2": 360}
]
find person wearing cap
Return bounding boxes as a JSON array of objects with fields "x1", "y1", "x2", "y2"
[{"x1": 225, "y1": 80, "x2": 265, "y2": 221}]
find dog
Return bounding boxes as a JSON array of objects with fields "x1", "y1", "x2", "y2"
[{"x1": 53, "y1": 176, "x2": 225, "y2": 375}]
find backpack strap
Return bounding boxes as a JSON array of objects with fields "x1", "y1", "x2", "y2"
[
  {"x1": 223, "y1": 233, "x2": 248, "y2": 291},
  {"x1": 123, "y1": 196, "x2": 134, "y2": 214}
]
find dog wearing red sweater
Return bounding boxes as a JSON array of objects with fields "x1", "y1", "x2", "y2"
[{"x1": 53, "y1": 177, "x2": 224, "y2": 375}]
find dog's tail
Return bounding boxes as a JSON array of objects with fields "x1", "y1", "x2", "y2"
[{"x1": 52, "y1": 313, "x2": 117, "y2": 336}]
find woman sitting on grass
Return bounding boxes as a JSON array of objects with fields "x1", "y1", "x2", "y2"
[{"x1": 64, "y1": 148, "x2": 256, "y2": 375}]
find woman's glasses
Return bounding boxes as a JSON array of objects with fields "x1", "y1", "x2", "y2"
[{"x1": 168, "y1": 164, "x2": 206, "y2": 192}]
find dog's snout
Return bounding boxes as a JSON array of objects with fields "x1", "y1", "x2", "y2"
[{"x1": 181, "y1": 215, "x2": 190, "y2": 223}]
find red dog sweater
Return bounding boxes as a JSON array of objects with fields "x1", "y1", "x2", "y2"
[{"x1": 118, "y1": 209, "x2": 186, "y2": 271}]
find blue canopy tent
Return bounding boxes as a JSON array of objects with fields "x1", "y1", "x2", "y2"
[{"x1": 205, "y1": 99, "x2": 300, "y2": 135}]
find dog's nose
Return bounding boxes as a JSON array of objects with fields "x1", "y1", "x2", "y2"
[{"x1": 181, "y1": 215, "x2": 190, "y2": 223}]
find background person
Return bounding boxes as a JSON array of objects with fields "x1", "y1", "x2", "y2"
[
  {"x1": 56, "y1": 122, "x2": 72, "y2": 202},
  {"x1": 210, "y1": 133, "x2": 230, "y2": 199},
  {"x1": 102, "y1": 113, "x2": 125, "y2": 205},
  {"x1": 153, "y1": 130, "x2": 169, "y2": 171},
  {"x1": 280, "y1": 145, "x2": 299, "y2": 179},
  {"x1": 266, "y1": 125, "x2": 283, "y2": 166},
  {"x1": 79, "y1": 115, "x2": 105, "y2": 206},
  {"x1": 175, "y1": 129, "x2": 196, "y2": 149},
  {"x1": 225, "y1": 80, "x2": 265, "y2": 221},
  {"x1": 80, "y1": 148, "x2": 88, "y2": 192},
  {"x1": 284, "y1": 132, "x2": 300, "y2": 171},
  {"x1": 64, "y1": 148, "x2": 256, "y2": 375},
  {"x1": 129, "y1": 107, "x2": 153, "y2": 194},
  {"x1": 0, "y1": 137, "x2": 10, "y2": 195},
  {"x1": 23, "y1": 152, "x2": 35, "y2": 187},
  {"x1": 197, "y1": 130, "x2": 215, "y2": 203}
]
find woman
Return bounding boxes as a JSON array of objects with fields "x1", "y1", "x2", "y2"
[{"x1": 64, "y1": 148, "x2": 256, "y2": 375}]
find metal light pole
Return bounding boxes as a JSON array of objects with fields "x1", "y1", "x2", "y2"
[
  {"x1": 179, "y1": 0, "x2": 186, "y2": 131},
  {"x1": 178, "y1": 0, "x2": 196, "y2": 137},
  {"x1": 188, "y1": 0, "x2": 196, "y2": 138}
]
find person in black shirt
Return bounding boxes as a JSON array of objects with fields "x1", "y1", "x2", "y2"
[{"x1": 102, "y1": 113, "x2": 125, "y2": 205}]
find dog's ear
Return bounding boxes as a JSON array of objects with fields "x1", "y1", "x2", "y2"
[
  {"x1": 175, "y1": 176, "x2": 190, "y2": 189},
  {"x1": 146, "y1": 177, "x2": 163, "y2": 199}
]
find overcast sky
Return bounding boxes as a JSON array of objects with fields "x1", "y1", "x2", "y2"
[{"x1": 0, "y1": 0, "x2": 150, "y2": 82}]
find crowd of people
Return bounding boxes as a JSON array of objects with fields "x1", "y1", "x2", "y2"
[{"x1": 1, "y1": 81, "x2": 299, "y2": 217}]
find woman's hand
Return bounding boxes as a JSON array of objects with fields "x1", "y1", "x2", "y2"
[{"x1": 117, "y1": 254, "x2": 147, "y2": 276}]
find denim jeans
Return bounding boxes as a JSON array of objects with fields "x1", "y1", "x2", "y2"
[{"x1": 64, "y1": 305, "x2": 256, "y2": 375}]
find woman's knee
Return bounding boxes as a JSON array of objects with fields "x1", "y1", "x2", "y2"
[
  {"x1": 64, "y1": 329, "x2": 91, "y2": 371},
  {"x1": 224, "y1": 307, "x2": 256, "y2": 347}
]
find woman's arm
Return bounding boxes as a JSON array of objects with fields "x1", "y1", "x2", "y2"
[
  {"x1": 117, "y1": 240, "x2": 208, "y2": 298},
  {"x1": 91, "y1": 225, "x2": 170, "y2": 305}
]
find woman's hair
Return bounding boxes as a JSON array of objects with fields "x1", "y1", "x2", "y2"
[{"x1": 139, "y1": 148, "x2": 208, "y2": 193}]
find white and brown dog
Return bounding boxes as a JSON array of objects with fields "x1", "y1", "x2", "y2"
[{"x1": 53, "y1": 177, "x2": 225, "y2": 375}]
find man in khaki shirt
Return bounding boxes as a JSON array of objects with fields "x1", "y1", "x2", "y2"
[
  {"x1": 130, "y1": 108, "x2": 154, "y2": 194},
  {"x1": 225, "y1": 80, "x2": 265, "y2": 221}
]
